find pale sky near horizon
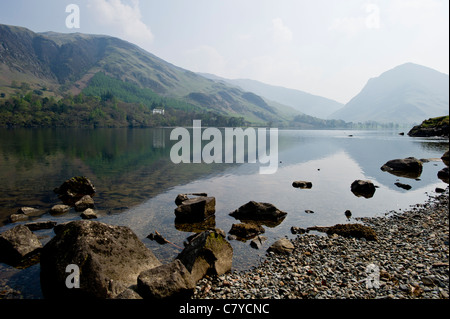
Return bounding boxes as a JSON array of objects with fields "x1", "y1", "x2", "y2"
[{"x1": 0, "y1": 0, "x2": 448, "y2": 104}]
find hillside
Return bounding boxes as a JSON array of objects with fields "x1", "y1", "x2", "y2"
[
  {"x1": 0, "y1": 24, "x2": 302, "y2": 126},
  {"x1": 200, "y1": 73, "x2": 343, "y2": 118},
  {"x1": 329, "y1": 63, "x2": 449, "y2": 124}
]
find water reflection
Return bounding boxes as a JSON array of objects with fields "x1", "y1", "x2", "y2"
[{"x1": 0, "y1": 128, "x2": 448, "y2": 298}]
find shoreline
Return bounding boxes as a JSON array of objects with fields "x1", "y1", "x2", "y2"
[{"x1": 193, "y1": 187, "x2": 449, "y2": 299}]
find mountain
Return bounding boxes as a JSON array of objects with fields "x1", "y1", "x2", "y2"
[
  {"x1": 200, "y1": 73, "x2": 343, "y2": 118},
  {"x1": 329, "y1": 63, "x2": 449, "y2": 124},
  {"x1": 0, "y1": 24, "x2": 301, "y2": 125}
]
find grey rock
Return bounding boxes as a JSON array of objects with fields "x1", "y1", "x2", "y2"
[
  {"x1": 137, "y1": 259, "x2": 195, "y2": 300},
  {"x1": 351, "y1": 180, "x2": 376, "y2": 198},
  {"x1": 80, "y1": 208, "x2": 97, "y2": 219},
  {"x1": 177, "y1": 229, "x2": 233, "y2": 283},
  {"x1": 229, "y1": 201, "x2": 287, "y2": 222},
  {"x1": 74, "y1": 195, "x2": 95, "y2": 212},
  {"x1": 54, "y1": 176, "x2": 96, "y2": 206},
  {"x1": 267, "y1": 238, "x2": 294, "y2": 255},
  {"x1": 174, "y1": 196, "x2": 216, "y2": 222},
  {"x1": 40, "y1": 220, "x2": 161, "y2": 299},
  {"x1": 49, "y1": 204, "x2": 71, "y2": 215},
  {"x1": 0, "y1": 224, "x2": 42, "y2": 266}
]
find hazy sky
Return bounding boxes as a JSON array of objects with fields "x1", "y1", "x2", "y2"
[{"x1": 0, "y1": 0, "x2": 448, "y2": 103}]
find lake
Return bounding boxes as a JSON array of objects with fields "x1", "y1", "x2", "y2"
[{"x1": 0, "y1": 127, "x2": 448, "y2": 298}]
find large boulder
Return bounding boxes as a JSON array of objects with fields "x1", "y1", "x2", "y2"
[
  {"x1": 177, "y1": 229, "x2": 233, "y2": 283},
  {"x1": 229, "y1": 201, "x2": 287, "y2": 224},
  {"x1": 174, "y1": 196, "x2": 216, "y2": 222},
  {"x1": 137, "y1": 259, "x2": 195, "y2": 300},
  {"x1": 0, "y1": 225, "x2": 42, "y2": 266},
  {"x1": 350, "y1": 180, "x2": 376, "y2": 198},
  {"x1": 40, "y1": 220, "x2": 161, "y2": 299},
  {"x1": 54, "y1": 176, "x2": 96, "y2": 206},
  {"x1": 380, "y1": 157, "x2": 423, "y2": 179}
]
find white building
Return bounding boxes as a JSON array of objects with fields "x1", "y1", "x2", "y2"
[{"x1": 153, "y1": 108, "x2": 165, "y2": 115}]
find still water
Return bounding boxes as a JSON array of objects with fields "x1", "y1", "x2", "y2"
[{"x1": 0, "y1": 128, "x2": 448, "y2": 298}]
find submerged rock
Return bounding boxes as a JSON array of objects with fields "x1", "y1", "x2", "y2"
[
  {"x1": 228, "y1": 223, "x2": 265, "y2": 239},
  {"x1": 40, "y1": 220, "x2": 161, "y2": 299},
  {"x1": 177, "y1": 229, "x2": 233, "y2": 283},
  {"x1": 9, "y1": 207, "x2": 42, "y2": 223},
  {"x1": 74, "y1": 195, "x2": 95, "y2": 212},
  {"x1": 394, "y1": 182, "x2": 412, "y2": 190}
]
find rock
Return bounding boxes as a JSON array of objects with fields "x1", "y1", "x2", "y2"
[
  {"x1": 267, "y1": 238, "x2": 294, "y2": 255},
  {"x1": 177, "y1": 229, "x2": 233, "y2": 283},
  {"x1": 442, "y1": 150, "x2": 449, "y2": 166},
  {"x1": 174, "y1": 197, "x2": 216, "y2": 222},
  {"x1": 49, "y1": 204, "x2": 71, "y2": 215},
  {"x1": 437, "y1": 167, "x2": 449, "y2": 184},
  {"x1": 435, "y1": 187, "x2": 445, "y2": 193},
  {"x1": 137, "y1": 259, "x2": 195, "y2": 300},
  {"x1": 305, "y1": 210, "x2": 314, "y2": 214},
  {"x1": 228, "y1": 223, "x2": 265, "y2": 239},
  {"x1": 350, "y1": 180, "x2": 376, "y2": 198},
  {"x1": 80, "y1": 208, "x2": 97, "y2": 219},
  {"x1": 250, "y1": 235, "x2": 267, "y2": 249},
  {"x1": 380, "y1": 157, "x2": 423, "y2": 179},
  {"x1": 25, "y1": 221, "x2": 57, "y2": 231},
  {"x1": 54, "y1": 176, "x2": 96, "y2": 206},
  {"x1": 229, "y1": 201, "x2": 287, "y2": 223},
  {"x1": 9, "y1": 207, "x2": 42, "y2": 223},
  {"x1": 40, "y1": 220, "x2": 161, "y2": 299},
  {"x1": 394, "y1": 182, "x2": 412, "y2": 190},
  {"x1": 292, "y1": 181, "x2": 312, "y2": 189},
  {"x1": 345, "y1": 210, "x2": 352, "y2": 219},
  {"x1": 74, "y1": 195, "x2": 95, "y2": 212},
  {"x1": 326, "y1": 224, "x2": 377, "y2": 241},
  {"x1": 0, "y1": 225, "x2": 42, "y2": 266},
  {"x1": 290, "y1": 226, "x2": 306, "y2": 234},
  {"x1": 175, "y1": 194, "x2": 189, "y2": 206}
]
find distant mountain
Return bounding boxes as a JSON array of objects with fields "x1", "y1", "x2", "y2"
[
  {"x1": 329, "y1": 63, "x2": 449, "y2": 124},
  {"x1": 200, "y1": 73, "x2": 343, "y2": 118},
  {"x1": 0, "y1": 24, "x2": 302, "y2": 125}
]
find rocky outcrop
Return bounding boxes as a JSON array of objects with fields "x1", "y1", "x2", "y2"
[
  {"x1": 53, "y1": 176, "x2": 96, "y2": 206},
  {"x1": 137, "y1": 259, "x2": 195, "y2": 300},
  {"x1": 380, "y1": 157, "x2": 423, "y2": 179},
  {"x1": 229, "y1": 201, "x2": 287, "y2": 223},
  {"x1": 177, "y1": 229, "x2": 233, "y2": 283},
  {"x1": 408, "y1": 115, "x2": 449, "y2": 137},
  {"x1": 40, "y1": 220, "x2": 161, "y2": 299},
  {"x1": 0, "y1": 224, "x2": 42, "y2": 266},
  {"x1": 350, "y1": 180, "x2": 376, "y2": 198}
]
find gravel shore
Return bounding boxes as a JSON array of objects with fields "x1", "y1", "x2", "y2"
[{"x1": 193, "y1": 188, "x2": 449, "y2": 299}]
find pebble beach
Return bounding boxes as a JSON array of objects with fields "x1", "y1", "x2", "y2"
[{"x1": 193, "y1": 188, "x2": 449, "y2": 299}]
